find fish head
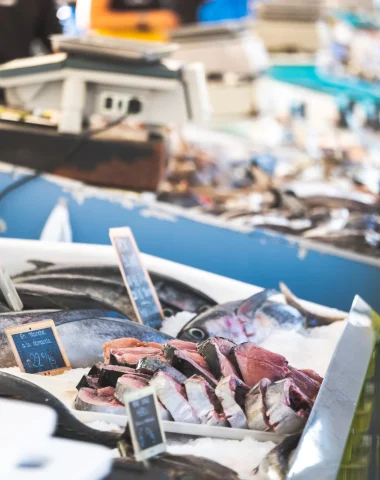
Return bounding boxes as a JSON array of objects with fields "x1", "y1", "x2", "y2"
[{"x1": 177, "y1": 304, "x2": 248, "y2": 344}]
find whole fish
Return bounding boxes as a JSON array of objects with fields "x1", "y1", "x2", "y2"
[
  {"x1": 177, "y1": 289, "x2": 296, "y2": 344},
  {"x1": 254, "y1": 434, "x2": 300, "y2": 480},
  {"x1": 0, "y1": 371, "x2": 120, "y2": 447},
  {"x1": 0, "y1": 283, "x2": 129, "y2": 315},
  {"x1": 12, "y1": 274, "x2": 136, "y2": 319},
  {"x1": 0, "y1": 311, "x2": 172, "y2": 368},
  {"x1": 15, "y1": 261, "x2": 217, "y2": 315}
]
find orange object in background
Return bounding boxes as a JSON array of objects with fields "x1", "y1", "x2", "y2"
[{"x1": 90, "y1": 0, "x2": 180, "y2": 41}]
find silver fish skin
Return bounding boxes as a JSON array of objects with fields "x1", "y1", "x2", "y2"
[
  {"x1": 115, "y1": 374, "x2": 150, "y2": 403},
  {"x1": 0, "y1": 315, "x2": 172, "y2": 368},
  {"x1": 215, "y1": 375, "x2": 249, "y2": 429},
  {"x1": 254, "y1": 434, "x2": 300, "y2": 480},
  {"x1": 150, "y1": 371, "x2": 200, "y2": 424},
  {"x1": 177, "y1": 289, "x2": 278, "y2": 344},
  {"x1": 246, "y1": 379, "x2": 271, "y2": 431},
  {"x1": 184, "y1": 375, "x2": 220, "y2": 424},
  {"x1": 136, "y1": 357, "x2": 187, "y2": 384}
]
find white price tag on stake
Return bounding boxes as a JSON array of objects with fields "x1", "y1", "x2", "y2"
[
  {"x1": 124, "y1": 386, "x2": 167, "y2": 462},
  {"x1": 0, "y1": 261, "x2": 23, "y2": 311}
]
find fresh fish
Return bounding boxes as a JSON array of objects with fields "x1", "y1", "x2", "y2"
[
  {"x1": 136, "y1": 357, "x2": 187, "y2": 384},
  {"x1": 215, "y1": 375, "x2": 249, "y2": 429},
  {"x1": 110, "y1": 455, "x2": 239, "y2": 480},
  {"x1": 280, "y1": 283, "x2": 346, "y2": 326},
  {"x1": 114, "y1": 374, "x2": 150, "y2": 403},
  {"x1": 0, "y1": 372, "x2": 120, "y2": 448},
  {"x1": 197, "y1": 337, "x2": 239, "y2": 379},
  {"x1": 149, "y1": 271, "x2": 217, "y2": 314},
  {"x1": 184, "y1": 375, "x2": 226, "y2": 426},
  {"x1": 16, "y1": 261, "x2": 217, "y2": 315},
  {"x1": 249, "y1": 302, "x2": 305, "y2": 343},
  {"x1": 75, "y1": 387, "x2": 126, "y2": 415},
  {"x1": 103, "y1": 339, "x2": 162, "y2": 364},
  {"x1": 177, "y1": 289, "x2": 279, "y2": 344},
  {"x1": 150, "y1": 371, "x2": 200, "y2": 424},
  {"x1": 0, "y1": 314, "x2": 172, "y2": 368},
  {"x1": 98, "y1": 365, "x2": 137, "y2": 388},
  {"x1": 230, "y1": 343, "x2": 289, "y2": 387},
  {"x1": 109, "y1": 347, "x2": 164, "y2": 368},
  {"x1": 254, "y1": 434, "x2": 300, "y2": 480},
  {"x1": 13, "y1": 274, "x2": 136, "y2": 319},
  {"x1": 76, "y1": 375, "x2": 100, "y2": 391},
  {"x1": 0, "y1": 283, "x2": 129, "y2": 315},
  {"x1": 163, "y1": 344, "x2": 217, "y2": 386},
  {"x1": 245, "y1": 379, "x2": 271, "y2": 431}
]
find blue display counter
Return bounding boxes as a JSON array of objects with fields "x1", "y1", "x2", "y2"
[{"x1": 0, "y1": 167, "x2": 378, "y2": 312}]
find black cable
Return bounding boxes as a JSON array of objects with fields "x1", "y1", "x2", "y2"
[{"x1": 0, "y1": 98, "x2": 142, "y2": 203}]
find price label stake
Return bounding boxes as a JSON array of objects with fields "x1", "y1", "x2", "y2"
[
  {"x1": 124, "y1": 386, "x2": 167, "y2": 462},
  {"x1": 110, "y1": 227, "x2": 165, "y2": 330},
  {"x1": 5, "y1": 320, "x2": 71, "y2": 376}
]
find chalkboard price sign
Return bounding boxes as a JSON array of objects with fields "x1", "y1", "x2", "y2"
[
  {"x1": 124, "y1": 386, "x2": 167, "y2": 461},
  {"x1": 110, "y1": 227, "x2": 165, "y2": 330},
  {"x1": 5, "y1": 320, "x2": 71, "y2": 375}
]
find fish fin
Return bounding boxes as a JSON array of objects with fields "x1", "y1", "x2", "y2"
[
  {"x1": 28, "y1": 260, "x2": 55, "y2": 269},
  {"x1": 237, "y1": 289, "x2": 278, "y2": 319}
]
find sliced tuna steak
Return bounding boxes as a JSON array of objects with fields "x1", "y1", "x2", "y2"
[
  {"x1": 264, "y1": 379, "x2": 310, "y2": 434},
  {"x1": 163, "y1": 345, "x2": 216, "y2": 386},
  {"x1": 206, "y1": 411, "x2": 229, "y2": 427},
  {"x1": 150, "y1": 372, "x2": 200, "y2": 424},
  {"x1": 136, "y1": 357, "x2": 187, "y2": 384},
  {"x1": 75, "y1": 387, "x2": 125, "y2": 415},
  {"x1": 215, "y1": 375, "x2": 249, "y2": 429},
  {"x1": 198, "y1": 337, "x2": 238, "y2": 379},
  {"x1": 245, "y1": 379, "x2": 271, "y2": 431},
  {"x1": 287, "y1": 367, "x2": 321, "y2": 403},
  {"x1": 184, "y1": 375, "x2": 219, "y2": 424},
  {"x1": 165, "y1": 340, "x2": 197, "y2": 351},
  {"x1": 110, "y1": 347, "x2": 163, "y2": 367},
  {"x1": 299, "y1": 369, "x2": 323, "y2": 385},
  {"x1": 231, "y1": 343, "x2": 289, "y2": 387},
  {"x1": 98, "y1": 365, "x2": 136, "y2": 388},
  {"x1": 103, "y1": 338, "x2": 162, "y2": 363},
  {"x1": 76, "y1": 375, "x2": 100, "y2": 391},
  {"x1": 115, "y1": 374, "x2": 150, "y2": 403}
]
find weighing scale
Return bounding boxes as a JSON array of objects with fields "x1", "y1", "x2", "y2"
[{"x1": 0, "y1": 35, "x2": 210, "y2": 135}]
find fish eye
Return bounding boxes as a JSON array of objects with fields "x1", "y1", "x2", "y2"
[{"x1": 188, "y1": 328, "x2": 206, "y2": 340}]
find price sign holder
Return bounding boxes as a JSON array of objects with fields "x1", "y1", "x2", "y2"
[
  {"x1": 124, "y1": 386, "x2": 167, "y2": 462},
  {"x1": 5, "y1": 320, "x2": 71, "y2": 376},
  {"x1": 110, "y1": 227, "x2": 165, "y2": 329}
]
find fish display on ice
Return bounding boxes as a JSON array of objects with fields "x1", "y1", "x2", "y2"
[{"x1": 72, "y1": 336, "x2": 322, "y2": 436}]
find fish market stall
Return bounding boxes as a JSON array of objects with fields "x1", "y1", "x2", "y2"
[
  {"x1": 0, "y1": 165, "x2": 379, "y2": 312},
  {"x1": 0, "y1": 238, "x2": 378, "y2": 480}
]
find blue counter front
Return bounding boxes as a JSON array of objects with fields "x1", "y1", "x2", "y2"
[{"x1": 0, "y1": 169, "x2": 378, "y2": 312}]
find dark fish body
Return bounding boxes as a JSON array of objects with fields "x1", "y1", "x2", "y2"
[
  {"x1": 15, "y1": 261, "x2": 217, "y2": 315},
  {"x1": 1, "y1": 283, "x2": 128, "y2": 315},
  {"x1": 254, "y1": 434, "x2": 300, "y2": 480},
  {"x1": 197, "y1": 337, "x2": 238, "y2": 379},
  {"x1": 0, "y1": 313, "x2": 172, "y2": 368},
  {"x1": 177, "y1": 290, "x2": 280, "y2": 344},
  {"x1": 13, "y1": 275, "x2": 136, "y2": 319},
  {"x1": 136, "y1": 357, "x2": 187, "y2": 384},
  {"x1": 99, "y1": 365, "x2": 137, "y2": 388},
  {"x1": 0, "y1": 372, "x2": 120, "y2": 448}
]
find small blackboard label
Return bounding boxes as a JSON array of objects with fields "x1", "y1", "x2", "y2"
[
  {"x1": 110, "y1": 227, "x2": 164, "y2": 329},
  {"x1": 5, "y1": 320, "x2": 71, "y2": 375},
  {"x1": 124, "y1": 386, "x2": 166, "y2": 461}
]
